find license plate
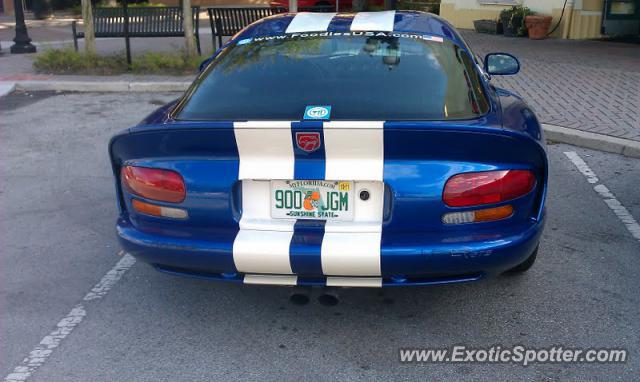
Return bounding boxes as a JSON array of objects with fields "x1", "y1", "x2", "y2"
[{"x1": 271, "y1": 180, "x2": 354, "y2": 221}]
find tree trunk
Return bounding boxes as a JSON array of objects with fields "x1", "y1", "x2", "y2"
[
  {"x1": 182, "y1": 0, "x2": 196, "y2": 57},
  {"x1": 383, "y1": 0, "x2": 396, "y2": 11},
  {"x1": 352, "y1": 0, "x2": 367, "y2": 11},
  {"x1": 288, "y1": 0, "x2": 297, "y2": 12},
  {"x1": 81, "y1": 0, "x2": 96, "y2": 54}
]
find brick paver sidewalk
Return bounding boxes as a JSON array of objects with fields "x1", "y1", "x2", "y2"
[{"x1": 462, "y1": 30, "x2": 640, "y2": 142}]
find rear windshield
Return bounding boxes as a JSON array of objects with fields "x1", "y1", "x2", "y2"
[{"x1": 176, "y1": 32, "x2": 489, "y2": 121}]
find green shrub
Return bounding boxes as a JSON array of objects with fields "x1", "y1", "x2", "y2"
[
  {"x1": 33, "y1": 48, "x2": 200, "y2": 75},
  {"x1": 132, "y1": 51, "x2": 201, "y2": 73},
  {"x1": 69, "y1": 4, "x2": 82, "y2": 15},
  {"x1": 517, "y1": 7, "x2": 534, "y2": 36},
  {"x1": 126, "y1": 2, "x2": 166, "y2": 7},
  {"x1": 96, "y1": 1, "x2": 165, "y2": 7},
  {"x1": 33, "y1": 48, "x2": 127, "y2": 74},
  {"x1": 399, "y1": 0, "x2": 440, "y2": 14},
  {"x1": 500, "y1": 5, "x2": 534, "y2": 36}
]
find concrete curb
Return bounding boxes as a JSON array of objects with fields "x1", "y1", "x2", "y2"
[
  {"x1": 542, "y1": 124, "x2": 640, "y2": 159},
  {"x1": 12, "y1": 80, "x2": 191, "y2": 92},
  {"x1": 2, "y1": 80, "x2": 639, "y2": 159},
  {"x1": 129, "y1": 82, "x2": 191, "y2": 92},
  {"x1": 0, "y1": 39, "x2": 76, "y2": 47}
]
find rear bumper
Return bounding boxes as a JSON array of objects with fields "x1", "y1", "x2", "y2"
[{"x1": 117, "y1": 213, "x2": 544, "y2": 287}]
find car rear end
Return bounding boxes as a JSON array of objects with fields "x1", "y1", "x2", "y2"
[{"x1": 110, "y1": 16, "x2": 547, "y2": 287}]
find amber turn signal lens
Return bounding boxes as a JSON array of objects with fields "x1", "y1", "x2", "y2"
[
  {"x1": 473, "y1": 205, "x2": 514, "y2": 222},
  {"x1": 132, "y1": 199, "x2": 188, "y2": 219}
]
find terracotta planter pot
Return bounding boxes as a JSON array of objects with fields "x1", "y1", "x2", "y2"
[{"x1": 525, "y1": 15, "x2": 553, "y2": 40}]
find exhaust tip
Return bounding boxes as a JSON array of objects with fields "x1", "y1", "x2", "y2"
[
  {"x1": 318, "y1": 291, "x2": 339, "y2": 306},
  {"x1": 289, "y1": 293, "x2": 310, "y2": 305},
  {"x1": 289, "y1": 286, "x2": 311, "y2": 305}
]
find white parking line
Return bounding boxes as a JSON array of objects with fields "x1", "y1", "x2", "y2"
[
  {"x1": 564, "y1": 151, "x2": 640, "y2": 242},
  {"x1": 0, "y1": 82, "x2": 16, "y2": 98},
  {"x1": 4, "y1": 253, "x2": 136, "y2": 382},
  {"x1": 564, "y1": 151, "x2": 599, "y2": 184}
]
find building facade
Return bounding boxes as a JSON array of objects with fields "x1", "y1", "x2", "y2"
[{"x1": 440, "y1": 0, "x2": 639, "y2": 39}]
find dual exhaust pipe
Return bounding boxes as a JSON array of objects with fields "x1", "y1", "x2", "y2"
[{"x1": 289, "y1": 286, "x2": 339, "y2": 306}]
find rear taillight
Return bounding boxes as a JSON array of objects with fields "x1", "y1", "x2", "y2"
[
  {"x1": 121, "y1": 166, "x2": 186, "y2": 203},
  {"x1": 443, "y1": 170, "x2": 535, "y2": 207}
]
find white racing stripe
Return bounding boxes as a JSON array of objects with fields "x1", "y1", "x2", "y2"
[
  {"x1": 285, "y1": 12, "x2": 337, "y2": 33},
  {"x1": 233, "y1": 170, "x2": 295, "y2": 276},
  {"x1": 564, "y1": 151, "x2": 640, "y2": 242},
  {"x1": 321, "y1": 232, "x2": 382, "y2": 276},
  {"x1": 243, "y1": 274, "x2": 298, "y2": 285},
  {"x1": 234, "y1": 121, "x2": 294, "y2": 180},
  {"x1": 350, "y1": 11, "x2": 396, "y2": 32},
  {"x1": 321, "y1": 121, "x2": 385, "y2": 276},
  {"x1": 323, "y1": 121, "x2": 384, "y2": 181},
  {"x1": 233, "y1": 121, "x2": 297, "y2": 274},
  {"x1": 326, "y1": 276, "x2": 383, "y2": 287},
  {"x1": 234, "y1": 230, "x2": 295, "y2": 274},
  {"x1": 4, "y1": 253, "x2": 136, "y2": 382},
  {"x1": 324, "y1": 121, "x2": 383, "y2": 129}
]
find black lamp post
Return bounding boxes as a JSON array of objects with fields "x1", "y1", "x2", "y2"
[{"x1": 10, "y1": 0, "x2": 37, "y2": 54}]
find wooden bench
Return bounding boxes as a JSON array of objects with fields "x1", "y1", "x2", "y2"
[
  {"x1": 71, "y1": 6, "x2": 201, "y2": 55},
  {"x1": 207, "y1": 6, "x2": 334, "y2": 50}
]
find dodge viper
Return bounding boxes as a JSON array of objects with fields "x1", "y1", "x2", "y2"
[{"x1": 109, "y1": 11, "x2": 548, "y2": 289}]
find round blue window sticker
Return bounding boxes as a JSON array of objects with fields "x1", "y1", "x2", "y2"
[{"x1": 304, "y1": 106, "x2": 331, "y2": 120}]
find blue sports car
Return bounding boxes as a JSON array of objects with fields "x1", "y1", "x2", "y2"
[{"x1": 110, "y1": 11, "x2": 547, "y2": 291}]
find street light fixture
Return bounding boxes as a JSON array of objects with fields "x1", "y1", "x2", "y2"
[{"x1": 10, "y1": 0, "x2": 37, "y2": 54}]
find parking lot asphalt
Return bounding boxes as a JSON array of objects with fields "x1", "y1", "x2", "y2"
[{"x1": 1, "y1": 92, "x2": 639, "y2": 381}]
